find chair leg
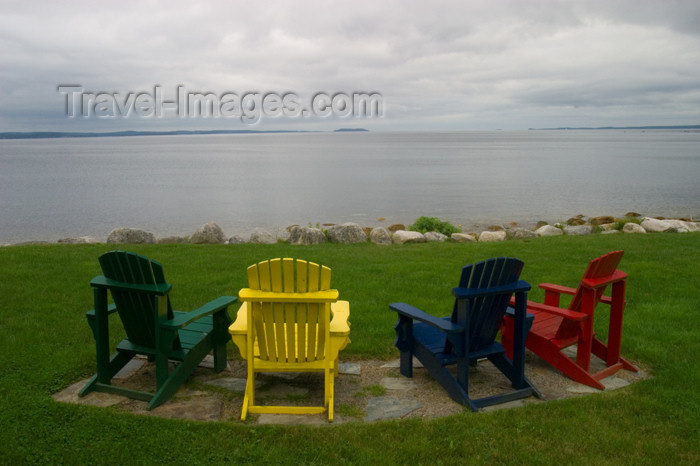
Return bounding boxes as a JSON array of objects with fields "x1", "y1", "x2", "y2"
[
  {"x1": 399, "y1": 349, "x2": 414, "y2": 378},
  {"x1": 529, "y1": 337, "x2": 606, "y2": 390},
  {"x1": 499, "y1": 310, "x2": 534, "y2": 361},
  {"x1": 148, "y1": 354, "x2": 201, "y2": 410},
  {"x1": 212, "y1": 308, "x2": 231, "y2": 372},
  {"x1": 327, "y1": 369, "x2": 334, "y2": 422},
  {"x1": 591, "y1": 337, "x2": 638, "y2": 373},
  {"x1": 80, "y1": 351, "x2": 134, "y2": 397},
  {"x1": 394, "y1": 314, "x2": 416, "y2": 378},
  {"x1": 241, "y1": 377, "x2": 253, "y2": 421}
]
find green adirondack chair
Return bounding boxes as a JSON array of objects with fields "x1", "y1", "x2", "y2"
[{"x1": 80, "y1": 251, "x2": 236, "y2": 409}]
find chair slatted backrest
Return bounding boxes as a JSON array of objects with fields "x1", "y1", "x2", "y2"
[
  {"x1": 247, "y1": 258, "x2": 333, "y2": 363},
  {"x1": 551, "y1": 250, "x2": 625, "y2": 341},
  {"x1": 568, "y1": 250, "x2": 624, "y2": 311},
  {"x1": 451, "y1": 257, "x2": 524, "y2": 353},
  {"x1": 98, "y1": 250, "x2": 175, "y2": 348}
]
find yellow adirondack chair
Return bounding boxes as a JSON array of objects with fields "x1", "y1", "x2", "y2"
[{"x1": 229, "y1": 258, "x2": 350, "y2": 421}]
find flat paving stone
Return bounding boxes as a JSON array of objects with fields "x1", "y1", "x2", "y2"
[
  {"x1": 602, "y1": 376, "x2": 631, "y2": 390},
  {"x1": 567, "y1": 384, "x2": 603, "y2": 394},
  {"x1": 364, "y1": 396, "x2": 422, "y2": 422},
  {"x1": 52, "y1": 379, "x2": 125, "y2": 407},
  {"x1": 380, "y1": 377, "x2": 416, "y2": 390},
  {"x1": 567, "y1": 376, "x2": 631, "y2": 394},
  {"x1": 114, "y1": 358, "x2": 145, "y2": 379},
  {"x1": 339, "y1": 362, "x2": 361, "y2": 375},
  {"x1": 381, "y1": 358, "x2": 423, "y2": 369},
  {"x1": 205, "y1": 377, "x2": 248, "y2": 392}
]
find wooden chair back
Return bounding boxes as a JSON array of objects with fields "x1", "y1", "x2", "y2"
[
  {"x1": 450, "y1": 257, "x2": 525, "y2": 353},
  {"x1": 244, "y1": 258, "x2": 335, "y2": 363},
  {"x1": 568, "y1": 250, "x2": 624, "y2": 311},
  {"x1": 98, "y1": 250, "x2": 177, "y2": 349}
]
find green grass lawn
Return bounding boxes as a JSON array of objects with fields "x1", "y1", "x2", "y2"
[{"x1": 1, "y1": 233, "x2": 698, "y2": 464}]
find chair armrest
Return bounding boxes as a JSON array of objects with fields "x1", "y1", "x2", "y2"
[
  {"x1": 390, "y1": 302, "x2": 463, "y2": 334},
  {"x1": 581, "y1": 270, "x2": 627, "y2": 289},
  {"x1": 538, "y1": 283, "x2": 577, "y2": 296},
  {"x1": 538, "y1": 283, "x2": 576, "y2": 307},
  {"x1": 90, "y1": 275, "x2": 172, "y2": 295},
  {"x1": 330, "y1": 300, "x2": 351, "y2": 335},
  {"x1": 521, "y1": 300, "x2": 588, "y2": 321},
  {"x1": 238, "y1": 288, "x2": 339, "y2": 303},
  {"x1": 228, "y1": 302, "x2": 248, "y2": 335},
  {"x1": 161, "y1": 295, "x2": 237, "y2": 330},
  {"x1": 453, "y1": 280, "x2": 531, "y2": 299}
]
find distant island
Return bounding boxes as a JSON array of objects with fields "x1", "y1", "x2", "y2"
[
  {"x1": 529, "y1": 125, "x2": 700, "y2": 131},
  {"x1": 333, "y1": 128, "x2": 369, "y2": 132}
]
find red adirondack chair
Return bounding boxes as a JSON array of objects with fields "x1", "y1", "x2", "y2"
[{"x1": 501, "y1": 250, "x2": 637, "y2": 389}]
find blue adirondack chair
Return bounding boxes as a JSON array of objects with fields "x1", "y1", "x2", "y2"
[
  {"x1": 80, "y1": 251, "x2": 236, "y2": 409},
  {"x1": 390, "y1": 257, "x2": 540, "y2": 411}
]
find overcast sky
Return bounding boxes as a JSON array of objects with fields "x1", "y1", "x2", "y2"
[{"x1": 1, "y1": 0, "x2": 699, "y2": 132}]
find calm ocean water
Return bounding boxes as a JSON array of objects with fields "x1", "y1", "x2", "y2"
[{"x1": 1, "y1": 130, "x2": 699, "y2": 243}]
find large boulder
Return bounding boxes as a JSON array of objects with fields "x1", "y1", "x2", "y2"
[
  {"x1": 640, "y1": 217, "x2": 674, "y2": 232},
  {"x1": 369, "y1": 227, "x2": 392, "y2": 245},
  {"x1": 564, "y1": 225, "x2": 593, "y2": 235},
  {"x1": 392, "y1": 230, "x2": 426, "y2": 244},
  {"x1": 106, "y1": 228, "x2": 156, "y2": 244},
  {"x1": 478, "y1": 230, "x2": 506, "y2": 242},
  {"x1": 288, "y1": 226, "x2": 327, "y2": 245},
  {"x1": 535, "y1": 225, "x2": 563, "y2": 237},
  {"x1": 424, "y1": 231, "x2": 448, "y2": 242},
  {"x1": 566, "y1": 216, "x2": 587, "y2": 226},
  {"x1": 508, "y1": 227, "x2": 537, "y2": 240},
  {"x1": 227, "y1": 235, "x2": 247, "y2": 244},
  {"x1": 664, "y1": 219, "x2": 700, "y2": 232},
  {"x1": 249, "y1": 228, "x2": 277, "y2": 244},
  {"x1": 451, "y1": 233, "x2": 477, "y2": 243},
  {"x1": 326, "y1": 223, "x2": 367, "y2": 244},
  {"x1": 590, "y1": 215, "x2": 615, "y2": 226},
  {"x1": 623, "y1": 223, "x2": 646, "y2": 234},
  {"x1": 189, "y1": 222, "x2": 226, "y2": 244}
]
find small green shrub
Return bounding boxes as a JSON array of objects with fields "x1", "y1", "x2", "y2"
[{"x1": 409, "y1": 216, "x2": 460, "y2": 236}]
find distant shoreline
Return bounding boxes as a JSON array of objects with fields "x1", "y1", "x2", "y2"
[
  {"x1": 0, "y1": 129, "x2": 318, "y2": 140},
  {"x1": 3, "y1": 125, "x2": 699, "y2": 139},
  {"x1": 0, "y1": 128, "x2": 367, "y2": 140},
  {"x1": 529, "y1": 125, "x2": 700, "y2": 131}
]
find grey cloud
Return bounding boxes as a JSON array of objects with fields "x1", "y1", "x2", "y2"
[{"x1": 1, "y1": 0, "x2": 699, "y2": 131}]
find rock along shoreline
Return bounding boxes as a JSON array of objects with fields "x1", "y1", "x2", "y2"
[{"x1": 7, "y1": 213, "x2": 699, "y2": 246}]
